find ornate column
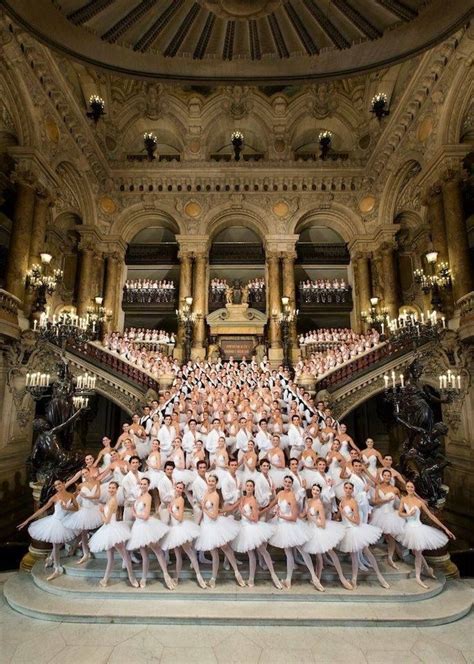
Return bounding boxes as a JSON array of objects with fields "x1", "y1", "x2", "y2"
[
  {"x1": 267, "y1": 252, "x2": 281, "y2": 350},
  {"x1": 176, "y1": 251, "x2": 193, "y2": 358},
  {"x1": 192, "y1": 252, "x2": 207, "y2": 359},
  {"x1": 6, "y1": 181, "x2": 36, "y2": 302},
  {"x1": 28, "y1": 190, "x2": 52, "y2": 266},
  {"x1": 442, "y1": 172, "x2": 473, "y2": 302},
  {"x1": 103, "y1": 251, "x2": 124, "y2": 331},
  {"x1": 381, "y1": 243, "x2": 399, "y2": 319},
  {"x1": 281, "y1": 250, "x2": 298, "y2": 354},
  {"x1": 354, "y1": 252, "x2": 371, "y2": 323},
  {"x1": 425, "y1": 185, "x2": 448, "y2": 263},
  {"x1": 76, "y1": 242, "x2": 95, "y2": 316}
]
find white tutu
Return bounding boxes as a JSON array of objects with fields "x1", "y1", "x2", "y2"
[
  {"x1": 28, "y1": 510, "x2": 76, "y2": 544},
  {"x1": 99, "y1": 482, "x2": 124, "y2": 505},
  {"x1": 145, "y1": 468, "x2": 163, "y2": 490},
  {"x1": 195, "y1": 515, "x2": 240, "y2": 551},
  {"x1": 126, "y1": 516, "x2": 169, "y2": 550},
  {"x1": 135, "y1": 439, "x2": 151, "y2": 460},
  {"x1": 161, "y1": 518, "x2": 200, "y2": 550},
  {"x1": 269, "y1": 467, "x2": 287, "y2": 488},
  {"x1": 64, "y1": 504, "x2": 102, "y2": 532},
  {"x1": 232, "y1": 518, "x2": 275, "y2": 553},
  {"x1": 338, "y1": 522, "x2": 382, "y2": 553},
  {"x1": 303, "y1": 519, "x2": 346, "y2": 555},
  {"x1": 172, "y1": 468, "x2": 195, "y2": 486},
  {"x1": 269, "y1": 517, "x2": 309, "y2": 549},
  {"x1": 89, "y1": 519, "x2": 131, "y2": 552},
  {"x1": 371, "y1": 505, "x2": 406, "y2": 538},
  {"x1": 398, "y1": 523, "x2": 448, "y2": 551},
  {"x1": 300, "y1": 468, "x2": 320, "y2": 486}
]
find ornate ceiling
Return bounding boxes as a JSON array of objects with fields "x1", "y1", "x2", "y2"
[{"x1": 1, "y1": 0, "x2": 471, "y2": 83}]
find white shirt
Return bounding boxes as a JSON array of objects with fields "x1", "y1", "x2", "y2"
[
  {"x1": 182, "y1": 429, "x2": 199, "y2": 454},
  {"x1": 158, "y1": 425, "x2": 175, "y2": 454},
  {"x1": 255, "y1": 472, "x2": 274, "y2": 508},
  {"x1": 157, "y1": 474, "x2": 174, "y2": 506},
  {"x1": 236, "y1": 428, "x2": 251, "y2": 453},
  {"x1": 288, "y1": 424, "x2": 305, "y2": 452},
  {"x1": 220, "y1": 471, "x2": 241, "y2": 505},
  {"x1": 205, "y1": 428, "x2": 224, "y2": 454},
  {"x1": 255, "y1": 428, "x2": 272, "y2": 453},
  {"x1": 191, "y1": 475, "x2": 208, "y2": 505},
  {"x1": 122, "y1": 471, "x2": 144, "y2": 506}
]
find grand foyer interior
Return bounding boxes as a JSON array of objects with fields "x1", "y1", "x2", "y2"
[{"x1": 0, "y1": 0, "x2": 472, "y2": 636}]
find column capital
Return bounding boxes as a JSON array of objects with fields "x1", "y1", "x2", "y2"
[
  {"x1": 421, "y1": 182, "x2": 443, "y2": 206},
  {"x1": 265, "y1": 234, "x2": 299, "y2": 256},
  {"x1": 176, "y1": 234, "x2": 210, "y2": 257},
  {"x1": 8, "y1": 147, "x2": 60, "y2": 200}
]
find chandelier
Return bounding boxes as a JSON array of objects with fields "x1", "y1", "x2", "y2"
[
  {"x1": 143, "y1": 132, "x2": 157, "y2": 161},
  {"x1": 34, "y1": 309, "x2": 98, "y2": 347},
  {"x1": 231, "y1": 131, "x2": 244, "y2": 161},
  {"x1": 361, "y1": 296, "x2": 389, "y2": 335},
  {"x1": 371, "y1": 93, "x2": 389, "y2": 120},
  {"x1": 413, "y1": 250, "x2": 452, "y2": 309},
  {"x1": 318, "y1": 130, "x2": 332, "y2": 160},
  {"x1": 26, "y1": 253, "x2": 63, "y2": 314},
  {"x1": 87, "y1": 95, "x2": 105, "y2": 123}
]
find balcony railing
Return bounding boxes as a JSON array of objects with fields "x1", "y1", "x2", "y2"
[
  {"x1": 296, "y1": 243, "x2": 350, "y2": 265},
  {"x1": 0, "y1": 289, "x2": 20, "y2": 338},
  {"x1": 126, "y1": 244, "x2": 179, "y2": 265},
  {"x1": 210, "y1": 243, "x2": 265, "y2": 265},
  {"x1": 208, "y1": 286, "x2": 266, "y2": 312}
]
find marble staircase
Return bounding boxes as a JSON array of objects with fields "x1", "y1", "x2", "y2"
[{"x1": 4, "y1": 553, "x2": 473, "y2": 626}]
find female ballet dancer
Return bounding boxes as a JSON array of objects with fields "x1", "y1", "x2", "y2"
[
  {"x1": 397, "y1": 480, "x2": 455, "y2": 588},
  {"x1": 93, "y1": 436, "x2": 114, "y2": 471},
  {"x1": 266, "y1": 476, "x2": 324, "y2": 591},
  {"x1": 238, "y1": 440, "x2": 258, "y2": 483},
  {"x1": 169, "y1": 438, "x2": 194, "y2": 486},
  {"x1": 268, "y1": 435, "x2": 287, "y2": 488},
  {"x1": 194, "y1": 474, "x2": 245, "y2": 588},
  {"x1": 88, "y1": 481, "x2": 139, "y2": 588},
  {"x1": 299, "y1": 437, "x2": 320, "y2": 485},
  {"x1": 64, "y1": 467, "x2": 102, "y2": 564},
  {"x1": 231, "y1": 479, "x2": 282, "y2": 589},
  {"x1": 302, "y1": 484, "x2": 352, "y2": 590},
  {"x1": 211, "y1": 436, "x2": 229, "y2": 483},
  {"x1": 146, "y1": 439, "x2": 162, "y2": 512},
  {"x1": 371, "y1": 468, "x2": 406, "y2": 569},
  {"x1": 160, "y1": 481, "x2": 207, "y2": 589},
  {"x1": 326, "y1": 439, "x2": 347, "y2": 500},
  {"x1": 126, "y1": 477, "x2": 174, "y2": 590},
  {"x1": 360, "y1": 438, "x2": 384, "y2": 480},
  {"x1": 18, "y1": 478, "x2": 77, "y2": 581},
  {"x1": 338, "y1": 481, "x2": 390, "y2": 590}
]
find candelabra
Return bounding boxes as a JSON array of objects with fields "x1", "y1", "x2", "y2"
[
  {"x1": 25, "y1": 253, "x2": 63, "y2": 314},
  {"x1": 33, "y1": 309, "x2": 97, "y2": 348},
  {"x1": 25, "y1": 363, "x2": 96, "y2": 410},
  {"x1": 371, "y1": 93, "x2": 390, "y2": 120},
  {"x1": 86, "y1": 296, "x2": 112, "y2": 339},
  {"x1": 277, "y1": 296, "x2": 297, "y2": 369},
  {"x1": 388, "y1": 310, "x2": 445, "y2": 346},
  {"x1": 318, "y1": 130, "x2": 332, "y2": 160},
  {"x1": 361, "y1": 296, "x2": 389, "y2": 337},
  {"x1": 177, "y1": 296, "x2": 195, "y2": 363},
  {"x1": 87, "y1": 95, "x2": 105, "y2": 123},
  {"x1": 231, "y1": 131, "x2": 244, "y2": 162},
  {"x1": 413, "y1": 250, "x2": 452, "y2": 310},
  {"x1": 143, "y1": 132, "x2": 157, "y2": 161}
]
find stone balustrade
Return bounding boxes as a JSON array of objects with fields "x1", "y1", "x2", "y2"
[
  {"x1": 458, "y1": 291, "x2": 474, "y2": 342},
  {"x1": 0, "y1": 289, "x2": 21, "y2": 339}
]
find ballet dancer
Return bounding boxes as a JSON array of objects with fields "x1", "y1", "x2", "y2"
[
  {"x1": 18, "y1": 478, "x2": 77, "y2": 581},
  {"x1": 371, "y1": 469, "x2": 406, "y2": 569},
  {"x1": 398, "y1": 480, "x2": 455, "y2": 588},
  {"x1": 64, "y1": 467, "x2": 102, "y2": 564}
]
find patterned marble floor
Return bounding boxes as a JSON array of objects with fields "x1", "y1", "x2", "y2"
[{"x1": 1, "y1": 573, "x2": 472, "y2": 663}]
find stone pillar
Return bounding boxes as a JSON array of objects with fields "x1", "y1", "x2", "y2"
[
  {"x1": 442, "y1": 173, "x2": 473, "y2": 302},
  {"x1": 281, "y1": 251, "x2": 298, "y2": 352},
  {"x1": 176, "y1": 251, "x2": 193, "y2": 356},
  {"x1": 92, "y1": 252, "x2": 105, "y2": 301},
  {"x1": 192, "y1": 252, "x2": 207, "y2": 358},
  {"x1": 426, "y1": 185, "x2": 448, "y2": 263},
  {"x1": 267, "y1": 252, "x2": 281, "y2": 349},
  {"x1": 103, "y1": 252, "x2": 123, "y2": 331},
  {"x1": 28, "y1": 191, "x2": 51, "y2": 266},
  {"x1": 6, "y1": 181, "x2": 36, "y2": 301},
  {"x1": 381, "y1": 244, "x2": 399, "y2": 319},
  {"x1": 355, "y1": 253, "x2": 371, "y2": 319},
  {"x1": 76, "y1": 243, "x2": 95, "y2": 316}
]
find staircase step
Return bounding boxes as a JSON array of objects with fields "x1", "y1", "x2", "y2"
[{"x1": 4, "y1": 572, "x2": 472, "y2": 626}]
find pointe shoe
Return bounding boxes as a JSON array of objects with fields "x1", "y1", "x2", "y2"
[
  {"x1": 76, "y1": 553, "x2": 91, "y2": 565},
  {"x1": 341, "y1": 578, "x2": 353, "y2": 591},
  {"x1": 282, "y1": 579, "x2": 292, "y2": 589},
  {"x1": 139, "y1": 578, "x2": 147, "y2": 589},
  {"x1": 99, "y1": 578, "x2": 108, "y2": 588},
  {"x1": 129, "y1": 577, "x2": 140, "y2": 589},
  {"x1": 223, "y1": 559, "x2": 230, "y2": 571},
  {"x1": 44, "y1": 555, "x2": 53, "y2": 569},
  {"x1": 235, "y1": 572, "x2": 246, "y2": 588},
  {"x1": 197, "y1": 574, "x2": 207, "y2": 590},
  {"x1": 426, "y1": 567, "x2": 437, "y2": 579},
  {"x1": 378, "y1": 577, "x2": 390, "y2": 589},
  {"x1": 247, "y1": 580, "x2": 255, "y2": 588},
  {"x1": 351, "y1": 578, "x2": 358, "y2": 590},
  {"x1": 311, "y1": 578, "x2": 325, "y2": 592},
  {"x1": 164, "y1": 574, "x2": 175, "y2": 591},
  {"x1": 272, "y1": 576, "x2": 283, "y2": 590},
  {"x1": 416, "y1": 577, "x2": 429, "y2": 589},
  {"x1": 46, "y1": 566, "x2": 64, "y2": 582},
  {"x1": 208, "y1": 577, "x2": 216, "y2": 589},
  {"x1": 387, "y1": 558, "x2": 399, "y2": 570}
]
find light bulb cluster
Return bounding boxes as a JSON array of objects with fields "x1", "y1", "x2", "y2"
[{"x1": 26, "y1": 372, "x2": 51, "y2": 387}]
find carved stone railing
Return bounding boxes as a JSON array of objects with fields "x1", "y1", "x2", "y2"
[
  {"x1": 209, "y1": 243, "x2": 265, "y2": 265},
  {"x1": 126, "y1": 243, "x2": 179, "y2": 265},
  {"x1": 0, "y1": 289, "x2": 21, "y2": 339},
  {"x1": 296, "y1": 243, "x2": 350, "y2": 264},
  {"x1": 67, "y1": 342, "x2": 160, "y2": 394},
  {"x1": 458, "y1": 291, "x2": 474, "y2": 342}
]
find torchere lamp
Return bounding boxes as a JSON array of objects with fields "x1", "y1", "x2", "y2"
[
  {"x1": 318, "y1": 130, "x2": 332, "y2": 160},
  {"x1": 231, "y1": 131, "x2": 244, "y2": 162},
  {"x1": 278, "y1": 296, "x2": 297, "y2": 369},
  {"x1": 26, "y1": 253, "x2": 63, "y2": 315},
  {"x1": 87, "y1": 95, "x2": 105, "y2": 123},
  {"x1": 177, "y1": 296, "x2": 195, "y2": 363},
  {"x1": 143, "y1": 132, "x2": 158, "y2": 161},
  {"x1": 371, "y1": 93, "x2": 390, "y2": 120},
  {"x1": 413, "y1": 250, "x2": 452, "y2": 311},
  {"x1": 360, "y1": 296, "x2": 389, "y2": 336}
]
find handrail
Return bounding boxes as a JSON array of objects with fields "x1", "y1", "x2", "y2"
[
  {"x1": 0, "y1": 288, "x2": 21, "y2": 315},
  {"x1": 457, "y1": 291, "x2": 474, "y2": 317}
]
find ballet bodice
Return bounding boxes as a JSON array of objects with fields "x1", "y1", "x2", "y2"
[
  {"x1": 170, "y1": 452, "x2": 185, "y2": 469},
  {"x1": 202, "y1": 499, "x2": 217, "y2": 523},
  {"x1": 79, "y1": 485, "x2": 98, "y2": 507},
  {"x1": 302, "y1": 455, "x2": 315, "y2": 468},
  {"x1": 146, "y1": 454, "x2": 161, "y2": 472},
  {"x1": 134, "y1": 499, "x2": 148, "y2": 516},
  {"x1": 270, "y1": 453, "x2": 282, "y2": 467},
  {"x1": 104, "y1": 504, "x2": 117, "y2": 523},
  {"x1": 170, "y1": 503, "x2": 181, "y2": 525},
  {"x1": 328, "y1": 457, "x2": 341, "y2": 475},
  {"x1": 278, "y1": 498, "x2": 291, "y2": 518},
  {"x1": 339, "y1": 441, "x2": 349, "y2": 455},
  {"x1": 241, "y1": 502, "x2": 253, "y2": 522},
  {"x1": 402, "y1": 503, "x2": 422, "y2": 525},
  {"x1": 54, "y1": 499, "x2": 72, "y2": 519},
  {"x1": 112, "y1": 467, "x2": 125, "y2": 484},
  {"x1": 377, "y1": 489, "x2": 398, "y2": 513},
  {"x1": 363, "y1": 454, "x2": 378, "y2": 471},
  {"x1": 341, "y1": 504, "x2": 356, "y2": 528},
  {"x1": 101, "y1": 452, "x2": 112, "y2": 468},
  {"x1": 215, "y1": 453, "x2": 227, "y2": 468}
]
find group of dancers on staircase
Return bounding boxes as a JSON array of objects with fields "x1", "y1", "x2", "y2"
[{"x1": 19, "y1": 356, "x2": 455, "y2": 591}]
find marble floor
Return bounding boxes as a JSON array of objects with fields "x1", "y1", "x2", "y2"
[{"x1": 1, "y1": 574, "x2": 472, "y2": 664}]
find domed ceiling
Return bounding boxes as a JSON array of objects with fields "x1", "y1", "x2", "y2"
[{"x1": 1, "y1": 0, "x2": 471, "y2": 83}]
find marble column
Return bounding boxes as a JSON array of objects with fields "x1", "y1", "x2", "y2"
[
  {"x1": 28, "y1": 191, "x2": 51, "y2": 266},
  {"x1": 176, "y1": 252, "x2": 193, "y2": 352},
  {"x1": 103, "y1": 253, "x2": 122, "y2": 331},
  {"x1": 267, "y1": 252, "x2": 281, "y2": 348},
  {"x1": 6, "y1": 181, "x2": 36, "y2": 301},
  {"x1": 192, "y1": 253, "x2": 207, "y2": 353},
  {"x1": 76, "y1": 244, "x2": 94, "y2": 316},
  {"x1": 442, "y1": 174, "x2": 473, "y2": 302},
  {"x1": 426, "y1": 185, "x2": 448, "y2": 263},
  {"x1": 381, "y1": 244, "x2": 399, "y2": 319},
  {"x1": 355, "y1": 253, "x2": 371, "y2": 320},
  {"x1": 282, "y1": 251, "x2": 297, "y2": 349}
]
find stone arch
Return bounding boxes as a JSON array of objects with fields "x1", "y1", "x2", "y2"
[
  {"x1": 437, "y1": 64, "x2": 474, "y2": 146},
  {"x1": 379, "y1": 158, "x2": 423, "y2": 226},
  {"x1": 0, "y1": 68, "x2": 38, "y2": 149},
  {"x1": 110, "y1": 204, "x2": 182, "y2": 245},
  {"x1": 204, "y1": 205, "x2": 269, "y2": 242},
  {"x1": 292, "y1": 204, "x2": 364, "y2": 244},
  {"x1": 53, "y1": 160, "x2": 95, "y2": 224}
]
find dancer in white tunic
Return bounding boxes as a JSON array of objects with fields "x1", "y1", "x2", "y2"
[
  {"x1": 302, "y1": 484, "x2": 352, "y2": 590},
  {"x1": 146, "y1": 439, "x2": 163, "y2": 512},
  {"x1": 126, "y1": 477, "x2": 174, "y2": 590},
  {"x1": 88, "y1": 482, "x2": 139, "y2": 588},
  {"x1": 194, "y1": 475, "x2": 244, "y2": 588},
  {"x1": 231, "y1": 480, "x2": 282, "y2": 589},
  {"x1": 338, "y1": 482, "x2": 390, "y2": 590},
  {"x1": 18, "y1": 479, "x2": 77, "y2": 581},
  {"x1": 371, "y1": 469, "x2": 406, "y2": 569},
  {"x1": 64, "y1": 467, "x2": 102, "y2": 564},
  {"x1": 160, "y1": 481, "x2": 207, "y2": 589},
  {"x1": 398, "y1": 480, "x2": 455, "y2": 588},
  {"x1": 265, "y1": 476, "x2": 323, "y2": 590}
]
